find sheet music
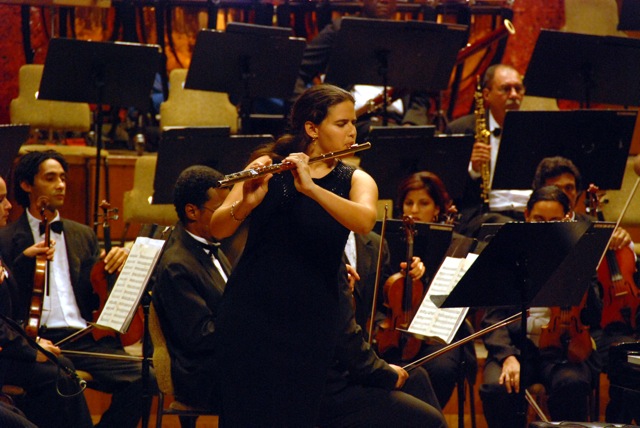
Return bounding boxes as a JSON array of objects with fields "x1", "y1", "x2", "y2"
[
  {"x1": 96, "y1": 237, "x2": 164, "y2": 333},
  {"x1": 408, "y1": 253, "x2": 477, "y2": 343}
]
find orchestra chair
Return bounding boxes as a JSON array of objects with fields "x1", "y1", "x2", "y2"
[
  {"x1": 159, "y1": 68, "x2": 238, "y2": 133},
  {"x1": 120, "y1": 155, "x2": 178, "y2": 245},
  {"x1": 148, "y1": 302, "x2": 218, "y2": 428},
  {"x1": 10, "y1": 64, "x2": 91, "y2": 143}
]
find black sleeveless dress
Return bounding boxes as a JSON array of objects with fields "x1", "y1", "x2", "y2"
[{"x1": 216, "y1": 161, "x2": 355, "y2": 427}]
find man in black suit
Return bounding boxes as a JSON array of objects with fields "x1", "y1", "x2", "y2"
[
  {"x1": 447, "y1": 64, "x2": 528, "y2": 236},
  {"x1": 0, "y1": 174, "x2": 92, "y2": 428},
  {"x1": 0, "y1": 150, "x2": 153, "y2": 428},
  {"x1": 151, "y1": 165, "x2": 231, "y2": 411}
]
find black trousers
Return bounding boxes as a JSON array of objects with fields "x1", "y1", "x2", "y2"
[{"x1": 41, "y1": 328, "x2": 157, "y2": 428}]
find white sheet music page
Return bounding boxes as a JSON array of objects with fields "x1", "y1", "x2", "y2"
[
  {"x1": 408, "y1": 253, "x2": 478, "y2": 343},
  {"x1": 96, "y1": 237, "x2": 165, "y2": 333}
]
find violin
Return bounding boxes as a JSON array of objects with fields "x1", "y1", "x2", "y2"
[
  {"x1": 375, "y1": 215, "x2": 424, "y2": 361},
  {"x1": 538, "y1": 292, "x2": 593, "y2": 363},
  {"x1": 585, "y1": 185, "x2": 640, "y2": 330},
  {"x1": 26, "y1": 199, "x2": 54, "y2": 339},
  {"x1": 90, "y1": 201, "x2": 144, "y2": 346}
]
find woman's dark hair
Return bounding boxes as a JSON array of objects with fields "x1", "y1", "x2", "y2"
[
  {"x1": 395, "y1": 171, "x2": 451, "y2": 222},
  {"x1": 532, "y1": 156, "x2": 582, "y2": 192},
  {"x1": 173, "y1": 165, "x2": 224, "y2": 224},
  {"x1": 14, "y1": 150, "x2": 69, "y2": 208},
  {"x1": 526, "y1": 185, "x2": 571, "y2": 215},
  {"x1": 250, "y1": 84, "x2": 355, "y2": 162}
]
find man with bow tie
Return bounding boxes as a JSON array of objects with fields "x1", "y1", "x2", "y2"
[
  {"x1": 447, "y1": 64, "x2": 529, "y2": 237},
  {"x1": 0, "y1": 150, "x2": 154, "y2": 428},
  {"x1": 151, "y1": 165, "x2": 231, "y2": 417}
]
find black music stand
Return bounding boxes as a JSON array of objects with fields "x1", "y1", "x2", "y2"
[
  {"x1": 37, "y1": 38, "x2": 161, "y2": 229},
  {"x1": 184, "y1": 23, "x2": 306, "y2": 134},
  {"x1": 359, "y1": 126, "x2": 473, "y2": 201},
  {"x1": 0, "y1": 124, "x2": 29, "y2": 177},
  {"x1": 432, "y1": 220, "x2": 615, "y2": 426},
  {"x1": 524, "y1": 29, "x2": 640, "y2": 107},
  {"x1": 325, "y1": 17, "x2": 467, "y2": 125},
  {"x1": 618, "y1": 0, "x2": 640, "y2": 31},
  {"x1": 373, "y1": 219, "x2": 453, "y2": 283},
  {"x1": 152, "y1": 127, "x2": 274, "y2": 204},
  {"x1": 492, "y1": 109, "x2": 636, "y2": 190}
]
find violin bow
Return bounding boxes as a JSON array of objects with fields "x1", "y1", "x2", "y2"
[{"x1": 367, "y1": 205, "x2": 388, "y2": 346}]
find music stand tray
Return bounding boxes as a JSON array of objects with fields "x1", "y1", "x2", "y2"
[
  {"x1": 152, "y1": 127, "x2": 274, "y2": 204},
  {"x1": 38, "y1": 38, "x2": 162, "y2": 111},
  {"x1": 0, "y1": 124, "x2": 29, "y2": 178},
  {"x1": 374, "y1": 219, "x2": 453, "y2": 282},
  {"x1": 493, "y1": 109, "x2": 636, "y2": 190},
  {"x1": 524, "y1": 29, "x2": 640, "y2": 107},
  {"x1": 325, "y1": 17, "x2": 468, "y2": 91},
  {"x1": 360, "y1": 127, "x2": 473, "y2": 201}
]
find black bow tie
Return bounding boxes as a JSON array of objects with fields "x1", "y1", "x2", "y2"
[
  {"x1": 492, "y1": 128, "x2": 502, "y2": 137},
  {"x1": 199, "y1": 241, "x2": 220, "y2": 255},
  {"x1": 39, "y1": 221, "x2": 63, "y2": 235}
]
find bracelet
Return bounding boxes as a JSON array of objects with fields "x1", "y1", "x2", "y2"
[{"x1": 230, "y1": 200, "x2": 248, "y2": 222}]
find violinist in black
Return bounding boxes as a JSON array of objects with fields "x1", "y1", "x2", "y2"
[
  {"x1": 0, "y1": 174, "x2": 92, "y2": 428},
  {"x1": 479, "y1": 186, "x2": 602, "y2": 427},
  {"x1": 0, "y1": 151, "x2": 154, "y2": 428}
]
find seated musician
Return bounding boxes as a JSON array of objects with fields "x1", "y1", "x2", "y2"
[
  {"x1": 0, "y1": 150, "x2": 155, "y2": 428},
  {"x1": 0, "y1": 174, "x2": 93, "y2": 428},
  {"x1": 479, "y1": 185, "x2": 602, "y2": 427},
  {"x1": 446, "y1": 64, "x2": 529, "y2": 237},
  {"x1": 346, "y1": 171, "x2": 477, "y2": 409},
  {"x1": 294, "y1": 0, "x2": 430, "y2": 143},
  {"x1": 532, "y1": 156, "x2": 640, "y2": 424}
]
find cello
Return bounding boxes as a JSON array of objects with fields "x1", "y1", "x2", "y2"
[
  {"x1": 90, "y1": 200, "x2": 144, "y2": 346},
  {"x1": 25, "y1": 199, "x2": 53, "y2": 339},
  {"x1": 375, "y1": 215, "x2": 424, "y2": 361},
  {"x1": 585, "y1": 185, "x2": 640, "y2": 330}
]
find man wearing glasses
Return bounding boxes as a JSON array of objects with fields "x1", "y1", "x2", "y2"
[{"x1": 446, "y1": 64, "x2": 529, "y2": 236}]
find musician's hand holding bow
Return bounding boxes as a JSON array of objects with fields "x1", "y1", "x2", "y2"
[
  {"x1": 35, "y1": 338, "x2": 61, "y2": 362},
  {"x1": 500, "y1": 355, "x2": 521, "y2": 393},
  {"x1": 23, "y1": 240, "x2": 55, "y2": 261},
  {"x1": 103, "y1": 247, "x2": 130, "y2": 274},
  {"x1": 389, "y1": 364, "x2": 409, "y2": 389},
  {"x1": 609, "y1": 226, "x2": 632, "y2": 251}
]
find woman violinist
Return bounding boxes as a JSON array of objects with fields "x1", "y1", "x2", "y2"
[
  {"x1": 480, "y1": 186, "x2": 602, "y2": 427},
  {"x1": 209, "y1": 84, "x2": 378, "y2": 427}
]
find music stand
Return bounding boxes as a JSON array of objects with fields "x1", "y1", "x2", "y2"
[
  {"x1": 325, "y1": 17, "x2": 467, "y2": 125},
  {"x1": 0, "y1": 124, "x2": 30, "y2": 177},
  {"x1": 493, "y1": 109, "x2": 636, "y2": 190},
  {"x1": 524, "y1": 29, "x2": 640, "y2": 107},
  {"x1": 373, "y1": 219, "x2": 453, "y2": 282},
  {"x1": 618, "y1": 0, "x2": 640, "y2": 31},
  {"x1": 359, "y1": 126, "x2": 473, "y2": 201},
  {"x1": 433, "y1": 220, "x2": 615, "y2": 426},
  {"x1": 184, "y1": 23, "x2": 306, "y2": 134},
  {"x1": 37, "y1": 38, "x2": 162, "y2": 229},
  {"x1": 152, "y1": 127, "x2": 274, "y2": 204}
]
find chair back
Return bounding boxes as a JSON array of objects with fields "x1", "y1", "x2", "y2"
[
  {"x1": 160, "y1": 69, "x2": 238, "y2": 132},
  {"x1": 122, "y1": 155, "x2": 178, "y2": 226},
  {"x1": 149, "y1": 302, "x2": 175, "y2": 396}
]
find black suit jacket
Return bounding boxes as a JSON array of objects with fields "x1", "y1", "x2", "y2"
[
  {"x1": 151, "y1": 223, "x2": 231, "y2": 409},
  {"x1": 0, "y1": 213, "x2": 100, "y2": 324}
]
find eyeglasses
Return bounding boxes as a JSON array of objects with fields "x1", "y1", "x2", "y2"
[
  {"x1": 200, "y1": 206, "x2": 217, "y2": 214},
  {"x1": 492, "y1": 84, "x2": 525, "y2": 95}
]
